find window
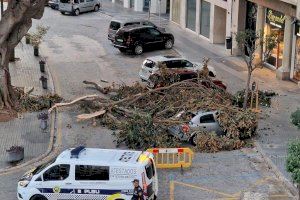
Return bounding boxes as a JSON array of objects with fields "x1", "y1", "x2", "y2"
[
  {"x1": 124, "y1": 22, "x2": 140, "y2": 26},
  {"x1": 110, "y1": 21, "x2": 121, "y2": 30},
  {"x1": 75, "y1": 165, "x2": 109, "y2": 181},
  {"x1": 74, "y1": 0, "x2": 79, "y2": 3},
  {"x1": 186, "y1": 0, "x2": 196, "y2": 31},
  {"x1": 164, "y1": 60, "x2": 192, "y2": 69},
  {"x1": 43, "y1": 165, "x2": 70, "y2": 181},
  {"x1": 143, "y1": 21, "x2": 155, "y2": 27},
  {"x1": 200, "y1": 114, "x2": 215, "y2": 123},
  {"x1": 148, "y1": 28, "x2": 160, "y2": 36},
  {"x1": 32, "y1": 158, "x2": 56, "y2": 175},
  {"x1": 60, "y1": 0, "x2": 70, "y2": 3},
  {"x1": 200, "y1": 0, "x2": 211, "y2": 38},
  {"x1": 145, "y1": 160, "x2": 155, "y2": 179},
  {"x1": 80, "y1": 0, "x2": 84, "y2": 3}
]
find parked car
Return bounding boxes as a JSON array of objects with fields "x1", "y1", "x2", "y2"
[
  {"x1": 108, "y1": 17, "x2": 166, "y2": 42},
  {"x1": 113, "y1": 25, "x2": 174, "y2": 55},
  {"x1": 49, "y1": 0, "x2": 59, "y2": 9},
  {"x1": 139, "y1": 56, "x2": 224, "y2": 89},
  {"x1": 59, "y1": 0, "x2": 101, "y2": 16},
  {"x1": 168, "y1": 110, "x2": 224, "y2": 145}
]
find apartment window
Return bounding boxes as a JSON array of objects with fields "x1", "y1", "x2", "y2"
[
  {"x1": 200, "y1": 0, "x2": 211, "y2": 38},
  {"x1": 186, "y1": 0, "x2": 196, "y2": 31}
]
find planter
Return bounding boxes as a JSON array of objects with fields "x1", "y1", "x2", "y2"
[
  {"x1": 34, "y1": 46, "x2": 39, "y2": 57},
  {"x1": 39, "y1": 60, "x2": 46, "y2": 73},
  {"x1": 25, "y1": 37, "x2": 30, "y2": 44},
  {"x1": 6, "y1": 146, "x2": 24, "y2": 163},
  {"x1": 40, "y1": 76, "x2": 48, "y2": 89}
]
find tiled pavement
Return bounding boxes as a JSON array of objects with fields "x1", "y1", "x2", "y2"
[{"x1": 0, "y1": 38, "x2": 54, "y2": 169}]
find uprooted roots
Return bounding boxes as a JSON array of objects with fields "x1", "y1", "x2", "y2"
[{"x1": 49, "y1": 78, "x2": 258, "y2": 152}]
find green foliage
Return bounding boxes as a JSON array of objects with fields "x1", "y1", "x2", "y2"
[
  {"x1": 287, "y1": 140, "x2": 300, "y2": 183},
  {"x1": 291, "y1": 109, "x2": 300, "y2": 129}
]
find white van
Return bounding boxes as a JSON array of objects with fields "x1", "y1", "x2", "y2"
[
  {"x1": 59, "y1": 0, "x2": 101, "y2": 16},
  {"x1": 17, "y1": 147, "x2": 158, "y2": 200}
]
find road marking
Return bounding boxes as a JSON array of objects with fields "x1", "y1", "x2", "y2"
[
  {"x1": 172, "y1": 181, "x2": 236, "y2": 198},
  {"x1": 170, "y1": 181, "x2": 174, "y2": 200}
]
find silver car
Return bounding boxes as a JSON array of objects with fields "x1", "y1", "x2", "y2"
[
  {"x1": 59, "y1": 0, "x2": 101, "y2": 16},
  {"x1": 139, "y1": 55, "x2": 217, "y2": 83},
  {"x1": 108, "y1": 17, "x2": 166, "y2": 41},
  {"x1": 168, "y1": 110, "x2": 224, "y2": 145}
]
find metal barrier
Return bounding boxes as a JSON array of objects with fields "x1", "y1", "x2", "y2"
[{"x1": 147, "y1": 148, "x2": 194, "y2": 169}]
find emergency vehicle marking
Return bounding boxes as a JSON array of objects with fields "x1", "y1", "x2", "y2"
[{"x1": 110, "y1": 167, "x2": 137, "y2": 179}]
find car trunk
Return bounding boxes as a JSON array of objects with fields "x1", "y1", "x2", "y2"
[
  {"x1": 114, "y1": 30, "x2": 129, "y2": 46},
  {"x1": 109, "y1": 21, "x2": 121, "y2": 39},
  {"x1": 59, "y1": 0, "x2": 73, "y2": 11}
]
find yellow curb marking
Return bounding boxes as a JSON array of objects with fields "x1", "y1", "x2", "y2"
[{"x1": 172, "y1": 181, "x2": 236, "y2": 198}]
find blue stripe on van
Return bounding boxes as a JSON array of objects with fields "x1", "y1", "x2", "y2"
[{"x1": 38, "y1": 188, "x2": 122, "y2": 195}]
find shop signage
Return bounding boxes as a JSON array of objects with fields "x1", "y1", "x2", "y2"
[{"x1": 266, "y1": 8, "x2": 285, "y2": 29}]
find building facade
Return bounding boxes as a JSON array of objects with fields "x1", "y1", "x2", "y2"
[
  {"x1": 112, "y1": 0, "x2": 170, "y2": 14},
  {"x1": 169, "y1": 0, "x2": 300, "y2": 83}
]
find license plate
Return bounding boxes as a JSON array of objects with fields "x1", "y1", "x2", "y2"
[{"x1": 117, "y1": 39, "x2": 123, "y2": 42}]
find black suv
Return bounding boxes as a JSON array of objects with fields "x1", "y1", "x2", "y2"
[{"x1": 113, "y1": 25, "x2": 174, "y2": 55}]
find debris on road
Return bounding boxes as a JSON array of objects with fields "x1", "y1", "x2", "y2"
[{"x1": 233, "y1": 90, "x2": 277, "y2": 108}]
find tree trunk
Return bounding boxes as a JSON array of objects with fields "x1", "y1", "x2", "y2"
[
  {"x1": 0, "y1": 67, "x2": 14, "y2": 109},
  {"x1": 243, "y1": 70, "x2": 252, "y2": 110}
]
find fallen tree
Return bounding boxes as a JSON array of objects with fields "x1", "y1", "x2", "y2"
[{"x1": 49, "y1": 76, "x2": 258, "y2": 152}]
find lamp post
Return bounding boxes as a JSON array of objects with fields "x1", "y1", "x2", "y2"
[
  {"x1": 1, "y1": 0, "x2": 3, "y2": 17},
  {"x1": 148, "y1": 0, "x2": 151, "y2": 20},
  {"x1": 159, "y1": 0, "x2": 161, "y2": 26}
]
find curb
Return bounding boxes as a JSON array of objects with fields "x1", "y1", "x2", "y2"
[
  {"x1": 0, "y1": 48, "x2": 60, "y2": 176},
  {"x1": 254, "y1": 141, "x2": 298, "y2": 199}
]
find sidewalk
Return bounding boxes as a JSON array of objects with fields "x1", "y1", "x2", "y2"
[
  {"x1": 0, "y1": 38, "x2": 54, "y2": 170},
  {"x1": 102, "y1": 0, "x2": 300, "y2": 191}
]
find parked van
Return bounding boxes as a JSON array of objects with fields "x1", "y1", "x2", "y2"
[
  {"x1": 59, "y1": 0, "x2": 101, "y2": 16},
  {"x1": 17, "y1": 146, "x2": 158, "y2": 200},
  {"x1": 108, "y1": 17, "x2": 165, "y2": 42}
]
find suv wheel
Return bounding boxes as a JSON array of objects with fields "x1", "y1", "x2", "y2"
[
  {"x1": 74, "y1": 9, "x2": 80, "y2": 16},
  {"x1": 134, "y1": 44, "x2": 143, "y2": 55},
  {"x1": 165, "y1": 39, "x2": 173, "y2": 49},
  {"x1": 94, "y1": 5, "x2": 99, "y2": 11}
]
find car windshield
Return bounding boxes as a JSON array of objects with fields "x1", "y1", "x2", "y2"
[
  {"x1": 110, "y1": 21, "x2": 121, "y2": 30},
  {"x1": 32, "y1": 158, "x2": 56, "y2": 175},
  {"x1": 60, "y1": 0, "x2": 70, "y2": 3},
  {"x1": 164, "y1": 60, "x2": 194, "y2": 69}
]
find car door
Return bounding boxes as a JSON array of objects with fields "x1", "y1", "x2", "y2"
[
  {"x1": 85, "y1": 0, "x2": 95, "y2": 11},
  {"x1": 39, "y1": 164, "x2": 74, "y2": 198},
  {"x1": 198, "y1": 113, "x2": 219, "y2": 133},
  {"x1": 78, "y1": 0, "x2": 87, "y2": 12},
  {"x1": 147, "y1": 28, "x2": 164, "y2": 46}
]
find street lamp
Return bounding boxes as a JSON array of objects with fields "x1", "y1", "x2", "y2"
[{"x1": 1, "y1": 0, "x2": 3, "y2": 17}]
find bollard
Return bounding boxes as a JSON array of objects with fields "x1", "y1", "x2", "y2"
[
  {"x1": 39, "y1": 60, "x2": 46, "y2": 73},
  {"x1": 40, "y1": 76, "x2": 48, "y2": 90}
]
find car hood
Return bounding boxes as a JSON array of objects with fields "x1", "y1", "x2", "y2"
[{"x1": 193, "y1": 62, "x2": 216, "y2": 75}]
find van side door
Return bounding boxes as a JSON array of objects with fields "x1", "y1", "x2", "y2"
[
  {"x1": 38, "y1": 164, "x2": 73, "y2": 198},
  {"x1": 85, "y1": 0, "x2": 94, "y2": 11}
]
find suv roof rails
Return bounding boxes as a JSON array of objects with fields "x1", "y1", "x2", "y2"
[{"x1": 70, "y1": 146, "x2": 86, "y2": 159}]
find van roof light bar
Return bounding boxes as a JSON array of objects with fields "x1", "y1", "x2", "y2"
[{"x1": 70, "y1": 146, "x2": 86, "y2": 159}]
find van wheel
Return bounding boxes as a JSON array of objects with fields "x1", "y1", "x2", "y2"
[
  {"x1": 74, "y1": 9, "x2": 80, "y2": 16},
  {"x1": 55, "y1": 5, "x2": 59, "y2": 10},
  {"x1": 165, "y1": 39, "x2": 174, "y2": 49},
  {"x1": 94, "y1": 5, "x2": 99, "y2": 11},
  {"x1": 134, "y1": 44, "x2": 143, "y2": 55},
  {"x1": 30, "y1": 195, "x2": 48, "y2": 200}
]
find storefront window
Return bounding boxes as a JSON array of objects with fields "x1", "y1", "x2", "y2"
[
  {"x1": 186, "y1": 0, "x2": 196, "y2": 31},
  {"x1": 294, "y1": 37, "x2": 300, "y2": 81},
  {"x1": 200, "y1": 0, "x2": 210, "y2": 38},
  {"x1": 265, "y1": 8, "x2": 285, "y2": 69},
  {"x1": 172, "y1": 0, "x2": 181, "y2": 24}
]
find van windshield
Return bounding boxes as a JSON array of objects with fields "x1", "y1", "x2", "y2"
[
  {"x1": 110, "y1": 21, "x2": 121, "y2": 30},
  {"x1": 32, "y1": 158, "x2": 56, "y2": 175},
  {"x1": 60, "y1": 0, "x2": 70, "y2": 3}
]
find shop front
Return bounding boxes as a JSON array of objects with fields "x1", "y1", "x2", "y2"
[
  {"x1": 292, "y1": 23, "x2": 300, "y2": 82},
  {"x1": 264, "y1": 8, "x2": 285, "y2": 69}
]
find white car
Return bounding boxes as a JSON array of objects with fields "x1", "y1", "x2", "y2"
[
  {"x1": 139, "y1": 55, "x2": 217, "y2": 83},
  {"x1": 17, "y1": 147, "x2": 158, "y2": 200}
]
